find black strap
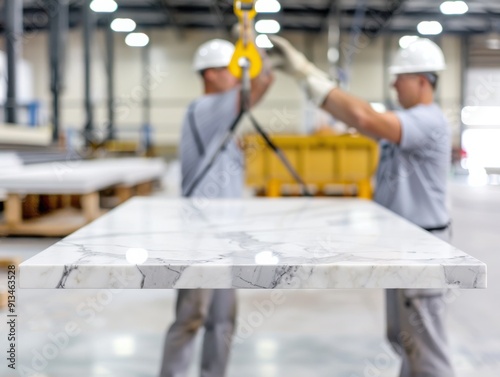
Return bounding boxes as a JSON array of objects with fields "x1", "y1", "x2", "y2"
[
  {"x1": 188, "y1": 101, "x2": 205, "y2": 157},
  {"x1": 185, "y1": 109, "x2": 245, "y2": 197},
  {"x1": 423, "y1": 222, "x2": 451, "y2": 232}
]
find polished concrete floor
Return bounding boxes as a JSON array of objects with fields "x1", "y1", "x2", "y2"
[{"x1": 0, "y1": 179, "x2": 499, "y2": 377}]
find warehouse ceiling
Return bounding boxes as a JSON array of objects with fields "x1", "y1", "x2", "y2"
[{"x1": 2, "y1": 0, "x2": 500, "y2": 35}]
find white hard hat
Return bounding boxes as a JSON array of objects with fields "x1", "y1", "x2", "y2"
[
  {"x1": 389, "y1": 38, "x2": 446, "y2": 75},
  {"x1": 193, "y1": 39, "x2": 235, "y2": 72}
]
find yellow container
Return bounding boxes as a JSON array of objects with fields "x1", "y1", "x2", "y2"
[
  {"x1": 105, "y1": 140, "x2": 139, "y2": 153},
  {"x1": 244, "y1": 134, "x2": 379, "y2": 198}
]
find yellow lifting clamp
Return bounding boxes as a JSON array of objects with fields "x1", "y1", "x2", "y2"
[{"x1": 228, "y1": 0, "x2": 263, "y2": 79}]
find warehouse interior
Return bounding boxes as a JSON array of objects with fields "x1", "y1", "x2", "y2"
[{"x1": 0, "y1": 0, "x2": 499, "y2": 376}]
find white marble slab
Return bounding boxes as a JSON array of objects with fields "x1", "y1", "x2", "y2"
[
  {"x1": 19, "y1": 198, "x2": 486, "y2": 289},
  {"x1": 0, "y1": 158, "x2": 166, "y2": 194}
]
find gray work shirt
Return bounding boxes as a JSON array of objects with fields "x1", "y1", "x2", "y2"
[
  {"x1": 374, "y1": 103, "x2": 451, "y2": 228},
  {"x1": 180, "y1": 88, "x2": 244, "y2": 198}
]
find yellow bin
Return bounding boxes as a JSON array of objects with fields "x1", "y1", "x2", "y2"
[{"x1": 244, "y1": 134, "x2": 379, "y2": 198}]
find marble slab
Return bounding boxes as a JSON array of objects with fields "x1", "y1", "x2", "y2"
[
  {"x1": 19, "y1": 197, "x2": 486, "y2": 289},
  {"x1": 0, "y1": 158, "x2": 166, "y2": 194}
]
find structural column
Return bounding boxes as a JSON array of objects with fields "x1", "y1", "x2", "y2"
[
  {"x1": 4, "y1": 0, "x2": 23, "y2": 124},
  {"x1": 459, "y1": 35, "x2": 469, "y2": 151},
  {"x1": 141, "y1": 39, "x2": 152, "y2": 152},
  {"x1": 48, "y1": 0, "x2": 69, "y2": 142},
  {"x1": 105, "y1": 15, "x2": 115, "y2": 141},
  {"x1": 327, "y1": 0, "x2": 342, "y2": 81},
  {"x1": 83, "y1": 0, "x2": 95, "y2": 145}
]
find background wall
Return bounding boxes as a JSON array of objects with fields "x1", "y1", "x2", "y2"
[{"x1": 19, "y1": 28, "x2": 464, "y2": 146}]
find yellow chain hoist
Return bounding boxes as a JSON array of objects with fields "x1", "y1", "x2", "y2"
[{"x1": 228, "y1": 0, "x2": 263, "y2": 79}]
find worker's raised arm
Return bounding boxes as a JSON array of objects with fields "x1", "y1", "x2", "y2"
[
  {"x1": 268, "y1": 35, "x2": 401, "y2": 143},
  {"x1": 249, "y1": 53, "x2": 275, "y2": 108},
  {"x1": 322, "y1": 89, "x2": 401, "y2": 143}
]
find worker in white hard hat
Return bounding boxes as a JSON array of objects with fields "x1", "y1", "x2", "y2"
[
  {"x1": 159, "y1": 38, "x2": 273, "y2": 377},
  {"x1": 270, "y1": 36, "x2": 454, "y2": 377}
]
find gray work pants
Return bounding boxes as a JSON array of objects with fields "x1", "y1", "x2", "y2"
[
  {"x1": 160, "y1": 289, "x2": 237, "y2": 377},
  {"x1": 386, "y1": 228, "x2": 455, "y2": 377}
]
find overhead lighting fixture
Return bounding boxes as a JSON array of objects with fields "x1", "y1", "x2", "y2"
[
  {"x1": 255, "y1": 0, "x2": 281, "y2": 13},
  {"x1": 125, "y1": 33, "x2": 149, "y2": 47},
  {"x1": 111, "y1": 18, "x2": 136, "y2": 32},
  {"x1": 255, "y1": 20, "x2": 281, "y2": 34},
  {"x1": 399, "y1": 35, "x2": 419, "y2": 48},
  {"x1": 256, "y1": 34, "x2": 274, "y2": 48},
  {"x1": 440, "y1": 1, "x2": 469, "y2": 15},
  {"x1": 90, "y1": 0, "x2": 117, "y2": 13},
  {"x1": 417, "y1": 21, "x2": 443, "y2": 35}
]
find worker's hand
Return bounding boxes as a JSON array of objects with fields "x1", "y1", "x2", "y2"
[
  {"x1": 268, "y1": 35, "x2": 315, "y2": 80},
  {"x1": 268, "y1": 35, "x2": 337, "y2": 107}
]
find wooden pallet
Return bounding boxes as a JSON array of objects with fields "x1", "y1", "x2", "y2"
[
  {"x1": 0, "y1": 182, "x2": 157, "y2": 236},
  {"x1": 0, "y1": 192, "x2": 104, "y2": 237},
  {"x1": 0, "y1": 158, "x2": 165, "y2": 236},
  {"x1": 115, "y1": 180, "x2": 156, "y2": 204}
]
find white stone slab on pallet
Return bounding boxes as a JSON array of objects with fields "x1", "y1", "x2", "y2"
[{"x1": 0, "y1": 158, "x2": 166, "y2": 194}]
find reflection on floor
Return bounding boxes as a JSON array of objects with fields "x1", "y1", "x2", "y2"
[{"x1": 1, "y1": 181, "x2": 499, "y2": 377}]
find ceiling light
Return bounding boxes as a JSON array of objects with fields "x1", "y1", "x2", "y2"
[
  {"x1": 125, "y1": 33, "x2": 149, "y2": 47},
  {"x1": 90, "y1": 0, "x2": 117, "y2": 13},
  {"x1": 399, "y1": 35, "x2": 419, "y2": 48},
  {"x1": 111, "y1": 18, "x2": 136, "y2": 32},
  {"x1": 440, "y1": 1, "x2": 469, "y2": 15},
  {"x1": 417, "y1": 21, "x2": 443, "y2": 35},
  {"x1": 255, "y1": 34, "x2": 273, "y2": 48},
  {"x1": 255, "y1": 0, "x2": 281, "y2": 13},
  {"x1": 255, "y1": 20, "x2": 281, "y2": 34}
]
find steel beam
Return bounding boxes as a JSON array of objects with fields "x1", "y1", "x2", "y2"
[
  {"x1": 142, "y1": 40, "x2": 152, "y2": 152},
  {"x1": 105, "y1": 15, "x2": 115, "y2": 141},
  {"x1": 83, "y1": 0, "x2": 95, "y2": 145},
  {"x1": 158, "y1": 0, "x2": 183, "y2": 37},
  {"x1": 327, "y1": 0, "x2": 342, "y2": 80},
  {"x1": 48, "y1": 0, "x2": 69, "y2": 142},
  {"x1": 4, "y1": 0, "x2": 23, "y2": 124},
  {"x1": 459, "y1": 35, "x2": 469, "y2": 152}
]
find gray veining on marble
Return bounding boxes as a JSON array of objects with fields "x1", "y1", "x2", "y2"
[{"x1": 19, "y1": 198, "x2": 486, "y2": 289}]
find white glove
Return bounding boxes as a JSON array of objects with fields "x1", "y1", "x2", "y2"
[{"x1": 268, "y1": 35, "x2": 336, "y2": 106}]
